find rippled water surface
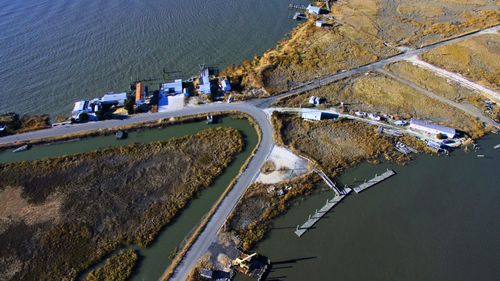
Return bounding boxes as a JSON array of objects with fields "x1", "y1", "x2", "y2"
[{"x1": 0, "y1": 0, "x2": 303, "y2": 116}]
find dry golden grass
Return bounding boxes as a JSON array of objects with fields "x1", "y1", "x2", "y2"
[
  {"x1": 276, "y1": 115, "x2": 400, "y2": 176},
  {"x1": 421, "y1": 33, "x2": 500, "y2": 91},
  {"x1": 331, "y1": 0, "x2": 500, "y2": 46},
  {"x1": 386, "y1": 61, "x2": 499, "y2": 122},
  {"x1": 386, "y1": 61, "x2": 483, "y2": 101},
  {"x1": 275, "y1": 73, "x2": 486, "y2": 137},
  {"x1": 221, "y1": 20, "x2": 398, "y2": 95},
  {"x1": 0, "y1": 186, "x2": 61, "y2": 225}
]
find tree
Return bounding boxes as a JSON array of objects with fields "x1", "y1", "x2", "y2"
[{"x1": 124, "y1": 98, "x2": 135, "y2": 115}]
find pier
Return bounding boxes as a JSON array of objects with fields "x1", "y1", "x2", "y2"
[
  {"x1": 353, "y1": 169, "x2": 395, "y2": 194},
  {"x1": 295, "y1": 190, "x2": 351, "y2": 237},
  {"x1": 313, "y1": 168, "x2": 344, "y2": 195}
]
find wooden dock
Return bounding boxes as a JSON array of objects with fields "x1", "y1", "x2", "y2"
[
  {"x1": 294, "y1": 189, "x2": 351, "y2": 237},
  {"x1": 313, "y1": 168, "x2": 344, "y2": 196},
  {"x1": 353, "y1": 169, "x2": 395, "y2": 194}
]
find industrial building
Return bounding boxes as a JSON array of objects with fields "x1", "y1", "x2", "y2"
[
  {"x1": 301, "y1": 111, "x2": 338, "y2": 121},
  {"x1": 161, "y1": 79, "x2": 183, "y2": 95},
  {"x1": 409, "y1": 118, "x2": 456, "y2": 138},
  {"x1": 101, "y1": 92, "x2": 127, "y2": 107}
]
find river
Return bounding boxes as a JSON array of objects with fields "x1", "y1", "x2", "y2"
[
  {"x1": 236, "y1": 134, "x2": 500, "y2": 281},
  {"x1": 0, "y1": 0, "x2": 305, "y2": 117},
  {"x1": 0, "y1": 117, "x2": 259, "y2": 281}
]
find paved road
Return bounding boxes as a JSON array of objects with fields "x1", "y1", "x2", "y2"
[
  {"x1": 0, "y1": 103, "x2": 265, "y2": 145},
  {"x1": 1, "y1": 24, "x2": 498, "y2": 281}
]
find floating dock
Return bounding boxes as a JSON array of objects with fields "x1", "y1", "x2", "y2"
[
  {"x1": 353, "y1": 169, "x2": 395, "y2": 194},
  {"x1": 294, "y1": 189, "x2": 351, "y2": 237}
]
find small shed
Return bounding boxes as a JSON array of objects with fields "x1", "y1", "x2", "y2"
[
  {"x1": 221, "y1": 79, "x2": 231, "y2": 92},
  {"x1": 308, "y1": 96, "x2": 321, "y2": 105},
  {"x1": 306, "y1": 4, "x2": 322, "y2": 15},
  {"x1": 315, "y1": 20, "x2": 324, "y2": 27}
]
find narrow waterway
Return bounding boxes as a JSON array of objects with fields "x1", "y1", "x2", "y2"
[
  {"x1": 237, "y1": 134, "x2": 500, "y2": 281},
  {"x1": 0, "y1": 118, "x2": 259, "y2": 281}
]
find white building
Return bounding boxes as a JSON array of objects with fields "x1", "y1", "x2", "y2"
[
  {"x1": 409, "y1": 118, "x2": 456, "y2": 138},
  {"x1": 302, "y1": 111, "x2": 324, "y2": 120},
  {"x1": 315, "y1": 20, "x2": 324, "y2": 27},
  {"x1": 199, "y1": 66, "x2": 211, "y2": 94},
  {"x1": 301, "y1": 110, "x2": 338, "y2": 121},
  {"x1": 101, "y1": 92, "x2": 127, "y2": 107},
  {"x1": 161, "y1": 79, "x2": 183, "y2": 95},
  {"x1": 308, "y1": 96, "x2": 321, "y2": 105},
  {"x1": 306, "y1": 4, "x2": 322, "y2": 15}
]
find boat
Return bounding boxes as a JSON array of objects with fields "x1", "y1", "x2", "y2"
[
  {"x1": 12, "y1": 144, "x2": 31, "y2": 153},
  {"x1": 477, "y1": 154, "x2": 485, "y2": 158},
  {"x1": 494, "y1": 144, "x2": 500, "y2": 149},
  {"x1": 115, "y1": 130, "x2": 127, "y2": 140},
  {"x1": 206, "y1": 115, "x2": 214, "y2": 124}
]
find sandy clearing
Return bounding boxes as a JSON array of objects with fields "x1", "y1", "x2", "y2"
[{"x1": 256, "y1": 145, "x2": 309, "y2": 184}]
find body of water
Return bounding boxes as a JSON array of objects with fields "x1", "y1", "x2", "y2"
[
  {"x1": 237, "y1": 134, "x2": 500, "y2": 281},
  {"x1": 0, "y1": 0, "x2": 303, "y2": 117}
]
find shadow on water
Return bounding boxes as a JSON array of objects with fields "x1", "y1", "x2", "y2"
[{"x1": 271, "y1": 256, "x2": 317, "y2": 265}]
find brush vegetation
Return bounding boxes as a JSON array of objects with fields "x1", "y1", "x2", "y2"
[
  {"x1": 331, "y1": 0, "x2": 499, "y2": 47},
  {"x1": 274, "y1": 73, "x2": 486, "y2": 138},
  {"x1": 0, "y1": 112, "x2": 50, "y2": 136},
  {"x1": 221, "y1": 20, "x2": 398, "y2": 96},
  {"x1": 0, "y1": 127, "x2": 244, "y2": 281},
  {"x1": 226, "y1": 174, "x2": 317, "y2": 251},
  {"x1": 85, "y1": 249, "x2": 138, "y2": 281},
  {"x1": 421, "y1": 34, "x2": 500, "y2": 91}
]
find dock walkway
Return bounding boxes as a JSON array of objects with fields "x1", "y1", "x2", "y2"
[
  {"x1": 353, "y1": 169, "x2": 395, "y2": 194},
  {"x1": 294, "y1": 189, "x2": 351, "y2": 237},
  {"x1": 313, "y1": 168, "x2": 344, "y2": 195}
]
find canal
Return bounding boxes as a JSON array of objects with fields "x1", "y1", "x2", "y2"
[
  {"x1": 0, "y1": 117, "x2": 259, "y2": 281},
  {"x1": 236, "y1": 134, "x2": 500, "y2": 281}
]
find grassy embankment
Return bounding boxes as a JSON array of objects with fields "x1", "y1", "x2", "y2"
[
  {"x1": 0, "y1": 127, "x2": 243, "y2": 281},
  {"x1": 221, "y1": 18, "x2": 398, "y2": 97},
  {"x1": 331, "y1": 0, "x2": 500, "y2": 47},
  {"x1": 386, "y1": 61, "x2": 500, "y2": 122},
  {"x1": 274, "y1": 72, "x2": 487, "y2": 138},
  {"x1": 224, "y1": 113, "x2": 411, "y2": 251},
  {"x1": 421, "y1": 33, "x2": 500, "y2": 91},
  {"x1": 85, "y1": 249, "x2": 138, "y2": 281}
]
